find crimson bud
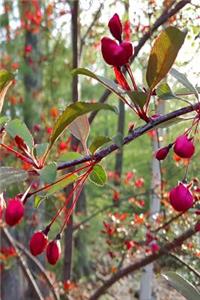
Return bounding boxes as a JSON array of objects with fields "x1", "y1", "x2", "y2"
[
  {"x1": 5, "y1": 197, "x2": 24, "y2": 226},
  {"x1": 101, "y1": 37, "x2": 133, "y2": 66},
  {"x1": 29, "y1": 231, "x2": 48, "y2": 256},
  {"x1": 174, "y1": 135, "x2": 195, "y2": 158},
  {"x1": 155, "y1": 146, "x2": 170, "y2": 161},
  {"x1": 108, "y1": 14, "x2": 122, "y2": 42},
  {"x1": 169, "y1": 183, "x2": 193, "y2": 212},
  {"x1": 46, "y1": 239, "x2": 61, "y2": 265}
]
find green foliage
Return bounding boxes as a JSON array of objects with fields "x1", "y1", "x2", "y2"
[
  {"x1": 39, "y1": 162, "x2": 57, "y2": 184},
  {"x1": 162, "y1": 272, "x2": 200, "y2": 300},
  {"x1": 49, "y1": 102, "x2": 117, "y2": 150},
  {"x1": 72, "y1": 68, "x2": 125, "y2": 99},
  {"x1": 0, "y1": 167, "x2": 28, "y2": 191},
  {"x1": 146, "y1": 27, "x2": 187, "y2": 90},
  {"x1": 127, "y1": 91, "x2": 147, "y2": 108},
  {"x1": 6, "y1": 119, "x2": 34, "y2": 149},
  {"x1": 89, "y1": 136, "x2": 111, "y2": 154},
  {"x1": 89, "y1": 164, "x2": 107, "y2": 186}
]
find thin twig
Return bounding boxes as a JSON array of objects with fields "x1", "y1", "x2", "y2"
[{"x1": 2, "y1": 228, "x2": 44, "y2": 300}]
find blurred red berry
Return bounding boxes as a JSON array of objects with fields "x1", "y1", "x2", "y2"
[
  {"x1": 29, "y1": 231, "x2": 48, "y2": 256},
  {"x1": 46, "y1": 240, "x2": 61, "y2": 265},
  {"x1": 5, "y1": 197, "x2": 24, "y2": 226},
  {"x1": 169, "y1": 183, "x2": 193, "y2": 212},
  {"x1": 174, "y1": 135, "x2": 195, "y2": 158}
]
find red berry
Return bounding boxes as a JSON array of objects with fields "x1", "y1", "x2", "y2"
[
  {"x1": 150, "y1": 241, "x2": 160, "y2": 253},
  {"x1": 46, "y1": 240, "x2": 61, "y2": 265},
  {"x1": 108, "y1": 14, "x2": 122, "y2": 42},
  {"x1": 5, "y1": 198, "x2": 24, "y2": 226},
  {"x1": 101, "y1": 37, "x2": 133, "y2": 66},
  {"x1": 174, "y1": 135, "x2": 195, "y2": 158},
  {"x1": 155, "y1": 146, "x2": 170, "y2": 160},
  {"x1": 169, "y1": 183, "x2": 193, "y2": 212},
  {"x1": 29, "y1": 231, "x2": 48, "y2": 256}
]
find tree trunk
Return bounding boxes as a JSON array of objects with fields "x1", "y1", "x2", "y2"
[
  {"x1": 139, "y1": 101, "x2": 165, "y2": 300},
  {"x1": 63, "y1": 0, "x2": 79, "y2": 281}
]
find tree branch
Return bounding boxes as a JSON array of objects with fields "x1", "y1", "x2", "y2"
[
  {"x1": 2, "y1": 228, "x2": 44, "y2": 300},
  {"x1": 58, "y1": 102, "x2": 199, "y2": 170},
  {"x1": 89, "y1": 224, "x2": 198, "y2": 300},
  {"x1": 80, "y1": 3, "x2": 103, "y2": 55},
  {"x1": 88, "y1": 0, "x2": 191, "y2": 122},
  {"x1": 14, "y1": 239, "x2": 60, "y2": 300}
]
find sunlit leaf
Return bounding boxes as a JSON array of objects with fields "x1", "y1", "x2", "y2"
[
  {"x1": 146, "y1": 27, "x2": 187, "y2": 90},
  {"x1": 72, "y1": 68, "x2": 125, "y2": 99},
  {"x1": 156, "y1": 83, "x2": 177, "y2": 100},
  {"x1": 68, "y1": 115, "x2": 90, "y2": 153},
  {"x1": 127, "y1": 91, "x2": 147, "y2": 108},
  {"x1": 39, "y1": 162, "x2": 57, "y2": 184},
  {"x1": 0, "y1": 167, "x2": 28, "y2": 191},
  {"x1": 49, "y1": 102, "x2": 117, "y2": 150},
  {"x1": 0, "y1": 69, "x2": 13, "y2": 113},
  {"x1": 34, "y1": 195, "x2": 45, "y2": 208},
  {"x1": 89, "y1": 164, "x2": 107, "y2": 186},
  {"x1": 6, "y1": 119, "x2": 34, "y2": 150},
  {"x1": 170, "y1": 68, "x2": 199, "y2": 100},
  {"x1": 46, "y1": 174, "x2": 78, "y2": 196},
  {"x1": 89, "y1": 136, "x2": 111, "y2": 154},
  {"x1": 162, "y1": 272, "x2": 200, "y2": 300},
  {"x1": 34, "y1": 143, "x2": 49, "y2": 159}
]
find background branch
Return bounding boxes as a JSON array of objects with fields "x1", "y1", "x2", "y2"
[{"x1": 89, "y1": 224, "x2": 198, "y2": 299}]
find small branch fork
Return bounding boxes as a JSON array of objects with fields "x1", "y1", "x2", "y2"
[{"x1": 57, "y1": 102, "x2": 200, "y2": 170}]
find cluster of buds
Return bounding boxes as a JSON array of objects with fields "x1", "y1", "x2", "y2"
[
  {"x1": 155, "y1": 133, "x2": 196, "y2": 212},
  {"x1": 29, "y1": 229, "x2": 61, "y2": 265},
  {"x1": 101, "y1": 14, "x2": 133, "y2": 67},
  {"x1": 155, "y1": 134, "x2": 195, "y2": 161}
]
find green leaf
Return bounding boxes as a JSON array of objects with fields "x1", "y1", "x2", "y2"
[
  {"x1": 5, "y1": 119, "x2": 34, "y2": 150},
  {"x1": 72, "y1": 68, "x2": 125, "y2": 99},
  {"x1": 0, "y1": 115, "x2": 9, "y2": 130},
  {"x1": 162, "y1": 272, "x2": 200, "y2": 300},
  {"x1": 68, "y1": 115, "x2": 90, "y2": 153},
  {"x1": 34, "y1": 195, "x2": 45, "y2": 208},
  {"x1": 46, "y1": 174, "x2": 78, "y2": 196},
  {"x1": 34, "y1": 143, "x2": 49, "y2": 158},
  {"x1": 89, "y1": 136, "x2": 111, "y2": 154},
  {"x1": 156, "y1": 83, "x2": 177, "y2": 100},
  {"x1": 170, "y1": 68, "x2": 199, "y2": 100},
  {"x1": 49, "y1": 102, "x2": 117, "y2": 149},
  {"x1": 127, "y1": 91, "x2": 147, "y2": 108},
  {"x1": 146, "y1": 27, "x2": 187, "y2": 90},
  {"x1": 39, "y1": 162, "x2": 57, "y2": 184},
  {"x1": 58, "y1": 152, "x2": 83, "y2": 162},
  {"x1": 112, "y1": 132, "x2": 123, "y2": 149},
  {"x1": 0, "y1": 167, "x2": 28, "y2": 191},
  {"x1": 89, "y1": 164, "x2": 107, "y2": 186},
  {"x1": 0, "y1": 69, "x2": 14, "y2": 113},
  {"x1": 155, "y1": 116, "x2": 187, "y2": 129}
]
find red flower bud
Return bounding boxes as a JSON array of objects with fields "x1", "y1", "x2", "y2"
[
  {"x1": 46, "y1": 240, "x2": 61, "y2": 265},
  {"x1": 108, "y1": 14, "x2": 122, "y2": 42},
  {"x1": 155, "y1": 146, "x2": 170, "y2": 160},
  {"x1": 174, "y1": 135, "x2": 195, "y2": 158},
  {"x1": 5, "y1": 197, "x2": 24, "y2": 226},
  {"x1": 29, "y1": 231, "x2": 48, "y2": 256},
  {"x1": 101, "y1": 37, "x2": 133, "y2": 66},
  {"x1": 169, "y1": 183, "x2": 193, "y2": 212}
]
